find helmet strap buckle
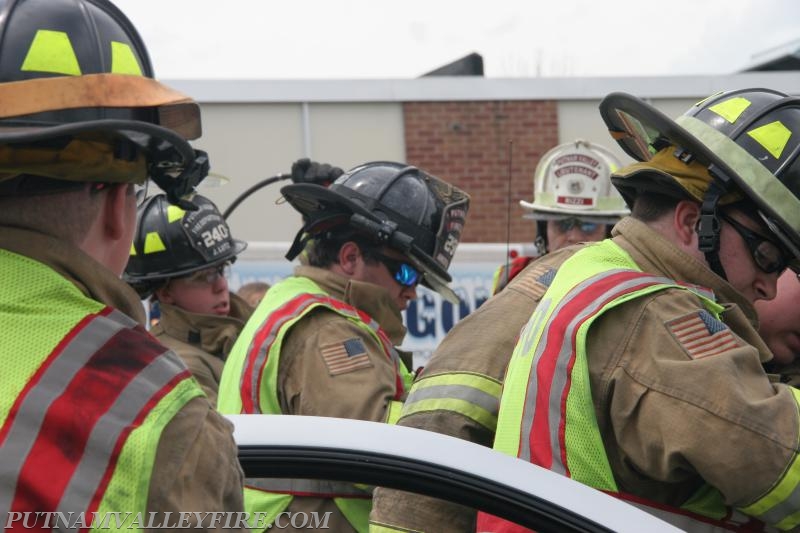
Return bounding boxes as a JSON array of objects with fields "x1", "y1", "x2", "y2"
[
  {"x1": 673, "y1": 146, "x2": 695, "y2": 165},
  {"x1": 697, "y1": 181, "x2": 728, "y2": 280}
]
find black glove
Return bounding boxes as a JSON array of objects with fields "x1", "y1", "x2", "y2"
[{"x1": 290, "y1": 158, "x2": 344, "y2": 187}]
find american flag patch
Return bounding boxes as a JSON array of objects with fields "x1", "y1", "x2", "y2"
[
  {"x1": 320, "y1": 337, "x2": 372, "y2": 376},
  {"x1": 513, "y1": 265, "x2": 557, "y2": 300},
  {"x1": 666, "y1": 310, "x2": 741, "y2": 359}
]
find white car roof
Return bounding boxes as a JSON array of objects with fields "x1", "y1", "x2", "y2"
[{"x1": 228, "y1": 414, "x2": 681, "y2": 532}]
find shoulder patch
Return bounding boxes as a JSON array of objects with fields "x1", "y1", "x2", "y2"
[
  {"x1": 320, "y1": 337, "x2": 373, "y2": 376},
  {"x1": 666, "y1": 310, "x2": 741, "y2": 359}
]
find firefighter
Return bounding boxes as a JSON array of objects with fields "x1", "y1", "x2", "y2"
[
  {"x1": 491, "y1": 139, "x2": 629, "y2": 294},
  {"x1": 478, "y1": 89, "x2": 800, "y2": 532},
  {"x1": 124, "y1": 193, "x2": 252, "y2": 406},
  {"x1": 217, "y1": 161, "x2": 469, "y2": 532},
  {"x1": 0, "y1": 0, "x2": 244, "y2": 528},
  {"x1": 370, "y1": 141, "x2": 627, "y2": 533}
]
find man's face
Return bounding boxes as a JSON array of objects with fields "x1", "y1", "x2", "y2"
[
  {"x1": 354, "y1": 247, "x2": 419, "y2": 311},
  {"x1": 756, "y1": 270, "x2": 800, "y2": 366},
  {"x1": 717, "y1": 210, "x2": 783, "y2": 304},
  {"x1": 546, "y1": 217, "x2": 608, "y2": 252},
  {"x1": 155, "y1": 263, "x2": 232, "y2": 316}
]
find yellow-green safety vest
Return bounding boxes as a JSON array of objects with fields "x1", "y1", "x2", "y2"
[
  {"x1": 0, "y1": 248, "x2": 202, "y2": 531},
  {"x1": 218, "y1": 275, "x2": 414, "y2": 533},
  {"x1": 490, "y1": 239, "x2": 795, "y2": 532}
]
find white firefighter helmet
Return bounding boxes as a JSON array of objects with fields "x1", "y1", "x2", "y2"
[{"x1": 520, "y1": 140, "x2": 629, "y2": 224}]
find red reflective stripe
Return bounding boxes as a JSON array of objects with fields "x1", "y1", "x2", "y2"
[
  {"x1": 528, "y1": 271, "x2": 655, "y2": 472},
  {"x1": 240, "y1": 293, "x2": 403, "y2": 413},
  {"x1": 0, "y1": 308, "x2": 112, "y2": 447},
  {"x1": 84, "y1": 371, "x2": 190, "y2": 523},
  {"x1": 240, "y1": 294, "x2": 322, "y2": 413},
  {"x1": 475, "y1": 511, "x2": 534, "y2": 532},
  {"x1": 8, "y1": 322, "x2": 184, "y2": 520}
]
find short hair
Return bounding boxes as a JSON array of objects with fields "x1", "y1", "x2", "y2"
[
  {"x1": 0, "y1": 185, "x2": 103, "y2": 243},
  {"x1": 306, "y1": 227, "x2": 384, "y2": 268},
  {"x1": 630, "y1": 192, "x2": 683, "y2": 222}
]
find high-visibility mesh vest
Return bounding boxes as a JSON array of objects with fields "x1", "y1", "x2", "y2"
[
  {"x1": 484, "y1": 239, "x2": 790, "y2": 532},
  {"x1": 0, "y1": 249, "x2": 202, "y2": 532},
  {"x1": 218, "y1": 275, "x2": 413, "y2": 533}
]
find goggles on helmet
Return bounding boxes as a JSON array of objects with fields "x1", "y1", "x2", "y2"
[
  {"x1": 553, "y1": 217, "x2": 601, "y2": 234},
  {"x1": 719, "y1": 212, "x2": 790, "y2": 275},
  {"x1": 375, "y1": 253, "x2": 421, "y2": 287}
]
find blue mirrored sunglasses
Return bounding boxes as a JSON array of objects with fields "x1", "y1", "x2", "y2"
[
  {"x1": 555, "y1": 217, "x2": 600, "y2": 234},
  {"x1": 376, "y1": 253, "x2": 420, "y2": 287}
]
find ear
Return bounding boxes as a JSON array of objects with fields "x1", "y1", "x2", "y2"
[
  {"x1": 337, "y1": 241, "x2": 362, "y2": 276},
  {"x1": 103, "y1": 183, "x2": 132, "y2": 240},
  {"x1": 673, "y1": 199, "x2": 701, "y2": 246}
]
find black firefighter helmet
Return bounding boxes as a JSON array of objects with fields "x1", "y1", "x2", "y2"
[
  {"x1": 281, "y1": 161, "x2": 470, "y2": 303},
  {"x1": 0, "y1": 0, "x2": 208, "y2": 207},
  {"x1": 124, "y1": 194, "x2": 247, "y2": 297},
  {"x1": 600, "y1": 88, "x2": 800, "y2": 275}
]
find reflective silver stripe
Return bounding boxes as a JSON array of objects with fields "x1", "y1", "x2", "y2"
[
  {"x1": 405, "y1": 384, "x2": 499, "y2": 415},
  {"x1": 57, "y1": 349, "x2": 187, "y2": 529},
  {"x1": 246, "y1": 478, "x2": 372, "y2": 497},
  {"x1": 519, "y1": 271, "x2": 674, "y2": 475},
  {"x1": 0, "y1": 310, "x2": 128, "y2": 519}
]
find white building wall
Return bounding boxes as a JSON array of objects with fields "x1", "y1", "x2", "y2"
[{"x1": 169, "y1": 72, "x2": 800, "y2": 244}]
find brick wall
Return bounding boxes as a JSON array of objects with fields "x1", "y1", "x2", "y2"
[{"x1": 404, "y1": 100, "x2": 558, "y2": 243}]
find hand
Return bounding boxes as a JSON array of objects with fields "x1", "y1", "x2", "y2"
[{"x1": 290, "y1": 158, "x2": 344, "y2": 187}]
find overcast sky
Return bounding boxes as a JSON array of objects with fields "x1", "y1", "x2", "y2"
[{"x1": 114, "y1": 0, "x2": 800, "y2": 79}]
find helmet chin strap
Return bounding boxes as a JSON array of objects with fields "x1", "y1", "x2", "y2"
[{"x1": 696, "y1": 181, "x2": 728, "y2": 281}]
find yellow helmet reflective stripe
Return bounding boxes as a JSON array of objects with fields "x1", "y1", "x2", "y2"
[
  {"x1": 708, "y1": 97, "x2": 751, "y2": 124},
  {"x1": 166, "y1": 205, "x2": 185, "y2": 224},
  {"x1": 110, "y1": 41, "x2": 143, "y2": 75},
  {"x1": 21, "y1": 29, "x2": 144, "y2": 77},
  {"x1": 21, "y1": 30, "x2": 82, "y2": 76},
  {"x1": 747, "y1": 121, "x2": 792, "y2": 159},
  {"x1": 143, "y1": 232, "x2": 166, "y2": 254}
]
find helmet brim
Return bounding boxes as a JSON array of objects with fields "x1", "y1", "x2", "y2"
[
  {"x1": 0, "y1": 118, "x2": 208, "y2": 207},
  {"x1": 518, "y1": 200, "x2": 627, "y2": 224}
]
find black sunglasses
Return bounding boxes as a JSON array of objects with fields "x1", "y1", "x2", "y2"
[
  {"x1": 375, "y1": 253, "x2": 421, "y2": 287},
  {"x1": 719, "y1": 212, "x2": 788, "y2": 274}
]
